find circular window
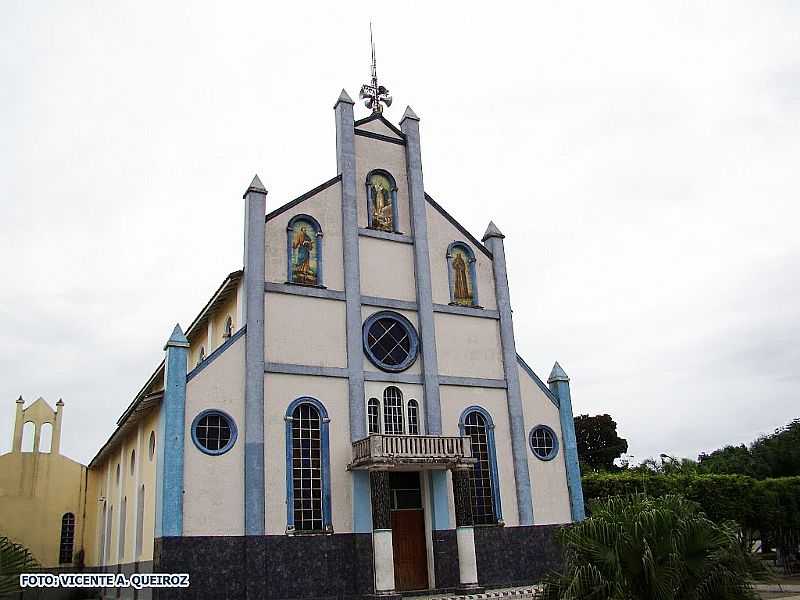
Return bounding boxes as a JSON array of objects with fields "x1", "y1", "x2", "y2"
[
  {"x1": 148, "y1": 431, "x2": 155, "y2": 461},
  {"x1": 529, "y1": 425, "x2": 559, "y2": 461},
  {"x1": 191, "y1": 410, "x2": 237, "y2": 456},
  {"x1": 362, "y1": 311, "x2": 419, "y2": 372}
]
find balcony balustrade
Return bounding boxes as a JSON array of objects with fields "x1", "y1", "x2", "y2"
[{"x1": 349, "y1": 434, "x2": 475, "y2": 470}]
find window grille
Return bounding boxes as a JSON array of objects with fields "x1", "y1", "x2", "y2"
[
  {"x1": 407, "y1": 399, "x2": 420, "y2": 435},
  {"x1": 194, "y1": 412, "x2": 233, "y2": 453},
  {"x1": 363, "y1": 312, "x2": 419, "y2": 372},
  {"x1": 59, "y1": 513, "x2": 75, "y2": 564},
  {"x1": 463, "y1": 411, "x2": 496, "y2": 524},
  {"x1": 367, "y1": 398, "x2": 381, "y2": 434},
  {"x1": 383, "y1": 387, "x2": 404, "y2": 434},
  {"x1": 530, "y1": 425, "x2": 558, "y2": 460},
  {"x1": 291, "y1": 403, "x2": 323, "y2": 531}
]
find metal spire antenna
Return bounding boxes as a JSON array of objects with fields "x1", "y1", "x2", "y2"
[{"x1": 359, "y1": 22, "x2": 392, "y2": 114}]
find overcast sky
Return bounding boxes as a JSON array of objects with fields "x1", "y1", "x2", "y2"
[{"x1": 1, "y1": 2, "x2": 798, "y2": 466}]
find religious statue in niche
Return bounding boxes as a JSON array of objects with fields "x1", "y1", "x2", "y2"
[
  {"x1": 290, "y1": 219, "x2": 318, "y2": 285},
  {"x1": 369, "y1": 172, "x2": 394, "y2": 232},
  {"x1": 451, "y1": 246, "x2": 474, "y2": 306}
]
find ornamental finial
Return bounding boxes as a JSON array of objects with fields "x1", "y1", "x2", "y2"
[{"x1": 359, "y1": 22, "x2": 392, "y2": 114}]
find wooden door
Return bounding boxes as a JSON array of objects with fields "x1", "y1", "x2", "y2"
[
  {"x1": 389, "y1": 471, "x2": 428, "y2": 591},
  {"x1": 391, "y1": 509, "x2": 428, "y2": 591}
]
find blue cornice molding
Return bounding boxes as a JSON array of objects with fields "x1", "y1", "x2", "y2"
[
  {"x1": 516, "y1": 354, "x2": 560, "y2": 408},
  {"x1": 358, "y1": 228, "x2": 413, "y2": 244},
  {"x1": 265, "y1": 282, "x2": 345, "y2": 302},
  {"x1": 265, "y1": 175, "x2": 342, "y2": 223},
  {"x1": 186, "y1": 327, "x2": 246, "y2": 383},
  {"x1": 354, "y1": 129, "x2": 406, "y2": 146},
  {"x1": 361, "y1": 296, "x2": 417, "y2": 311},
  {"x1": 424, "y1": 193, "x2": 493, "y2": 259}
]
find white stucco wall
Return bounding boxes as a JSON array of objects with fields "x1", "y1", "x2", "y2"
[
  {"x1": 265, "y1": 181, "x2": 344, "y2": 292},
  {"x1": 355, "y1": 136, "x2": 411, "y2": 233},
  {"x1": 518, "y1": 364, "x2": 572, "y2": 524},
  {"x1": 265, "y1": 293, "x2": 347, "y2": 368},
  {"x1": 183, "y1": 336, "x2": 245, "y2": 536},
  {"x1": 425, "y1": 202, "x2": 497, "y2": 311},
  {"x1": 434, "y1": 313, "x2": 504, "y2": 380},
  {"x1": 359, "y1": 236, "x2": 417, "y2": 302},
  {"x1": 439, "y1": 385, "x2": 520, "y2": 527},
  {"x1": 263, "y1": 373, "x2": 351, "y2": 535}
]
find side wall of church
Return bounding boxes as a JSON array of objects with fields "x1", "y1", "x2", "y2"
[
  {"x1": 183, "y1": 335, "x2": 246, "y2": 536},
  {"x1": 85, "y1": 405, "x2": 160, "y2": 568},
  {"x1": 518, "y1": 367, "x2": 572, "y2": 524}
]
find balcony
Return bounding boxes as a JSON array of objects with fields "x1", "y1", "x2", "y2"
[{"x1": 348, "y1": 434, "x2": 475, "y2": 470}]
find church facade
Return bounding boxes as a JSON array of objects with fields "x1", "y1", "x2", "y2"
[{"x1": 2, "y1": 87, "x2": 585, "y2": 599}]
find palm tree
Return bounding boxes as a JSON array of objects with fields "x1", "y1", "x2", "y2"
[
  {"x1": 539, "y1": 494, "x2": 767, "y2": 600},
  {"x1": 0, "y1": 536, "x2": 39, "y2": 597}
]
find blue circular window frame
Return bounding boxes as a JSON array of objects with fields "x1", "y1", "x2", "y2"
[
  {"x1": 362, "y1": 311, "x2": 420, "y2": 373},
  {"x1": 191, "y1": 409, "x2": 238, "y2": 456},
  {"x1": 529, "y1": 424, "x2": 559, "y2": 461}
]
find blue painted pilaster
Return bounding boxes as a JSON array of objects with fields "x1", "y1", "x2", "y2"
[
  {"x1": 482, "y1": 222, "x2": 534, "y2": 525},
  {"x1": 335, "y1": 90, "x2": 371, "y2": 531},
  {"x1": 401, "y1": 106, "x2": 449, "y2": 528},
  {"x1": 243, "y1": 175, "x2": 267, "y2": 535},
  {"x1": 548, "y1": 362, "x2": 586, "y2": 521},
  {"x1": 157, "y1": 324, "x2": 189, "y2": 537},
  {"x1": 400, "y1": 107, "x2": 442, "y2": 435}
]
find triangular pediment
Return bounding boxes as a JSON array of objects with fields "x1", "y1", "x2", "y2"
[
  {"x1": 354, "y1": 113, "x2": 405, "y2": 141},
  {"x1": 23, "y1": 396, "x2": 56, "y2": 420}
]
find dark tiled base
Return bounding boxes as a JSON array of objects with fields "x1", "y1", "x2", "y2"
[
  {"x1": 474, "y1": 524, "x2": 563, "y2": 587},
  {"x1": 152, "y1": 533, "x2": 374, "y2": 600},
  {"x1": 432, "y1": 529, "x2": 459, "y2": 589}
]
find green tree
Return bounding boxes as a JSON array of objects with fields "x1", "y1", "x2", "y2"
[
  {"x1": 539, "y1": 495, "x2": 767, "y2": 600},
  {"x1": 574, "y1": 414, "x2": 628, "y2": 472},
  {"x1": 0, "y1": 536, "x2": 38, "y2": 597}
]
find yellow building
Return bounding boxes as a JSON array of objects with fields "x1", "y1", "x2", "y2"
[{"x1": 0, "y1": 397, "x2": 87, "y2": 568}]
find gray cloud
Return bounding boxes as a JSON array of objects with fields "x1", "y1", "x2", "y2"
[{"x1": 0, "y1": 1, "x2": 797, "y2": 465}]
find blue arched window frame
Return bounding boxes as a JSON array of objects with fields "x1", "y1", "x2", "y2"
[
  {"x1": 446, "y1": 242, "x2": 480, "y2": 307},
  {"x1": 286, "y1": 214, "x2": 324, "y2": 287},
  {"x1": 284, "y1": 396, "x2": 333, "y2": 533},
  {"x1": 458, "y1": 405, "x2": 503, "y2": 523},
  {"x1": 365, "y1": 169, "x2": 399, "y2": 233}
]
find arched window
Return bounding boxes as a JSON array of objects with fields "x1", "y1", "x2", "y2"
[
  {"x1": 223, "y1": 315, "x2": 233, "y2": 338},
  {"x1": 447, "y1": 242, "x2": 479, "y2": 307},
  {"x1": 118, "y1": 496, "x2": 127, "y2": 561},
  {"x1": 38, "y1": 422, "x2": 53, "y2": 453},
  {"x1": 148, "y1": 431, "x2": 156, "y2": 461},
  {"x1": 287, "y1": 214, "x2": 323, "y2": 286},
  {"x1": 285, "y1": 397, "x2": 332, "y2": 532},
  {"x1": 105, "y1": 505, "x2": 113, "y2": 565},
  {"x1": 59, "y1": 513, "x2": 75, "y2": 564},
  {"x1": 366, "y1": 170, "x2": 398, "y2": 232},
  {"x1": 367, "y1": 398, "x2": 381, "y2": 434},
  {"x1": 21, "y1": 422, "x2": 35, "y2": 452},
  {"x1": 198, "y1": 347, "x2": 205, "y2": 364},
  {"x1": 115, "y1": 463, "x2": 120, "y2": 485},
  {"x1": 135, "y1": 484, "x2": 145, "y2": 559},
  {"x1": 130, "y1": 448, "x2": 136, "y2": 476},
  {"x1": 407, "y1": 399, "x2": 420, "y2": 435},
  {"x1": 459, "y1": 407, "x2": 502, "y2": 525},
  {"x1": 383, "y1": 387, "x2": 404, "y2": 434},
  {"x1": 98, "y1": 502, "x2": 107, "y2": 566}
]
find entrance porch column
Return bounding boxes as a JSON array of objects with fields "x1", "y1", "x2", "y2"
[
  {"x1": 452, "y1": 466, "x2": 480, "y2": 590},
  {"x1": 370, "y1": 470, "x2": 396, "y2": 595}
]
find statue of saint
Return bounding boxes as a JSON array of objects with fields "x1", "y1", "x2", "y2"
[
  {"x1": 453, "y1": 253, "x2": 472, "y2": 305},
  {"x1": 370, "y1": 181, "x2": 393, "y2": 231},
  {"x1": 292, "y1": 225, "x2": 316, "y2": 284}
]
